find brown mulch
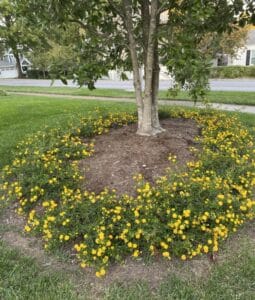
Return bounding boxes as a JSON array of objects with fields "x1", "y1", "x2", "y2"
[{"x1": 79, "y1": 118, "x2": 199, "y2": 195}]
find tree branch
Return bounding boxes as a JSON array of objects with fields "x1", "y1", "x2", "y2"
[{"x1": 108, "y1": 0, "x2": 125, "y2": 18}]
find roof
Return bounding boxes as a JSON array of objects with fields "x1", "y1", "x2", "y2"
[{"x1": 247, "y1": 30, "x2": 255, "y2": 46}]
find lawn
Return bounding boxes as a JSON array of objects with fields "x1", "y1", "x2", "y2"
[
  {"x1": 0, "y1": 241, "x2": 82, "y2": 300},
  {"x1": 1, "y1": 85, "x2": 255, "y2": 106},
  {"x1": 0, "y1": 94, "x2": 134, "y2": 167},
  {"x1": 0, "y1": 94, "x2": 254, "y2": 299}
]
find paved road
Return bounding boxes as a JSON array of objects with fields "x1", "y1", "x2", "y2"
[{"x1": 1, "y1": 78, "x2": 255, "y2": 91}]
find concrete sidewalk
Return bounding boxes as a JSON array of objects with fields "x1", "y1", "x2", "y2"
[{"x1": 8, "y1": 91, "x2": 255, "y2": 114}]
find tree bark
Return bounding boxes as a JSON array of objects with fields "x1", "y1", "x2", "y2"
[
  {"x1": 137, "y1": 0, "x2": 159, "y2": 136},
  {"x1": 141, "y1": 0, "x2": 150, "y2": 80},
  {"x1": 123, "y1": 0, "x2": 162, "y2": 136},
  {"x1": 151, "y1": 16, "x2": 164, "y2": 133},
  {"x1": 151, "y1": 45, "x2": 162, "y2": 132},
  {"x1": 123, "y1": 0, "x2": 144, "y2": 129},
  {"x1": 13, "y1": 51, "x2": 23, "y2": 78}
]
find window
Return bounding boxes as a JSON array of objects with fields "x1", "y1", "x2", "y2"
[
  {"x1": 251, "y1": 50, "x2": 255, "y2": 65},
  {"x1": 217, "y1": 54, "x2": 228, "y2": 66}
]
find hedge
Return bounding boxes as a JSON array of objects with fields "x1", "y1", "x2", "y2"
[{"x1": 210, "y1": 66, "x2": 255, "y2": 79}]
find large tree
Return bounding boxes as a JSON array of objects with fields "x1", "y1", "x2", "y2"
[{"x1": 27, "y1": 0, "x2": 255, "y2": 135}]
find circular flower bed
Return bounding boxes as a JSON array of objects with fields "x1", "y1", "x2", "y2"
[{"x1": 1, "y1": 109, "x2": 255, "y2": 277}]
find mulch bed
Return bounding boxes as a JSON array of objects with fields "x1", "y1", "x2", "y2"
[{"x1": 79, "y1": 118, "x2": 199, "y2": 195}]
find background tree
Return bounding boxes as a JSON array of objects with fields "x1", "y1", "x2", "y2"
[
  {"x1": 199, "y1": 25, "x2": 249, "y2": 63},
  {"x1": 0, "y1": 0, "x2": 47, "y2": 78},
  {"x1": 28, "y1": 25, "x2": 81, "y2": 80},
  {"x1": 26, "y1": 0, "x2": 255, "y2": 135},
  {"x1": 0, "y1": 41, "x2": 5, "y2": 57}
]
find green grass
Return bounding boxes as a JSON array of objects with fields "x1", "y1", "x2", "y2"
[
  {"x1": 0, "y1": 241, "x2": 83, "y2": 300},
  {"x1": 0, "y1": 94, "x2": 255, "y2": 299},
  {"x1": 1, "y1": 85, "x2": 255, "y2": 105},
  {"x1": 1, "y1": 232, "x2": 254, "y2": 300},
  {"x1": 0, "y1": 94, "x2": 135, "y2": 167},
  {"x1": 235, "y1": 112, "x2": 255, "y2": 129},
  {"x1": 161, "y1": 90, "x2": 255, "y2": 106},
  {"x1": 0, "y1": 85, "x2": 135, "y2": 98}
]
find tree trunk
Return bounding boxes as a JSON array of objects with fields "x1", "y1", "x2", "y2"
[
  {"x1": 13, "y1": 51, "x2": 23, "y2": 78},
  {"x1": 151, "y1": 19, "x2": 165, "y2": 133},
  {"x1": 137, "y1": 0, "x2": 159, "y2": 136},
  {"x1": 151, "y1": 50, "x2": 162, "y2": 133},
  {"x1": 123, "y1": 0, "x2": 162, "y2": 136}
]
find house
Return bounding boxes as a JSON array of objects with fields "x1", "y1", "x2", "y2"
[
  {"x1": 0, "y1": 50, "x2": 31, "y2": 78},
  {"x1": 214, "y1": 29, "x2": 255, "y2": 67},
  {"x1": 109, "y1": 27, "x2": 255, "y2": 81},
  {"x1": 235, "y1": 29, "x2": 255, "y2": 66},
  {"x1": 0, "y1": 60, "x2": 17, "y2": 78}
]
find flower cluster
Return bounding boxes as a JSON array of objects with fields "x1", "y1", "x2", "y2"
[{"x1": 0, "y1": 109, "x2": 254, "y2": 277}]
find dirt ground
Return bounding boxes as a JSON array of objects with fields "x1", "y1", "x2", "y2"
[{"x1": 80, "y1": 118, "x2": 199, "y2": 195}]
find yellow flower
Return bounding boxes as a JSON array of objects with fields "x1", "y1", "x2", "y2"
[
  {"x1": 162, "y1": 251, "x2": 170, "y2": 258},
  {"x1": 98, "y1": 232, "x2": 105, "y2": 240},
  {"x1": 183, "y1": 209, "x2": 191, "y2": 217},
  {"x1": 149, "y1": 245, "x2": 154, "y2": 252},
  {"x1": 24, "y1": 225, "x2": 31, "y2": 232},
  {"x1": 203, "y1": 245, "x2": 209, "y2": 253},
  {"x1": 181, "y1": 254, "x2": 187, "y2": 261},
  {"x1": 42, "y1": 201, "x2": 49, "y2": 207},
  {"x1": 74, "y1": 244, "x2": 81, "y2": 252},
  {"x1": 134, "y1": 210, "x2": 139, "y2": 217},
  {"x1": 172, "y1": 213, "x2": 178, "y2": 219},
  {"x1": 96, "y1": 267, "x2": 106, "y2": 277},
  {"x1": 213, "y1": 245, "x2": 218, "y2": 252},
  {"x1": 160, "y1": 242, "x2": 168, "y2": 249}
]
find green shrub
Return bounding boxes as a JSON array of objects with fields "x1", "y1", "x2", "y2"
[
  {"x1": 26, "y1": 69, "x2": 50, "y2": 79},
  {"x1": 0, "y1": 89, "x2": 7, "y2": 96},
  {"x1": 210, "y1": 66, "x2": 255, "y2": 78}
]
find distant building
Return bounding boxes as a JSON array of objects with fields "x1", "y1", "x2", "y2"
[
  {"x1": 213, "y1": 29, "x2": 255, "y2": 67},
  {"x1": 0, "y1": 50, "x2": 31, "y2": 78}
]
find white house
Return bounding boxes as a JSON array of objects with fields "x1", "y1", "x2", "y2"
[
  {"x1": 231, "y1": 29, "x2": 255, "y2": 66},
  {"x1": 213, "y1": 29, "x2": 255, "y2": 67},
  {"x1": 0, "y1": 60, "x2": 18, "y2": 79},
  {"x1": 0, "y1": 50, "x2": 31, "y2": 79},
  {"x1": 109, "y1": 30, "x2": 255, "y2": 80}
]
